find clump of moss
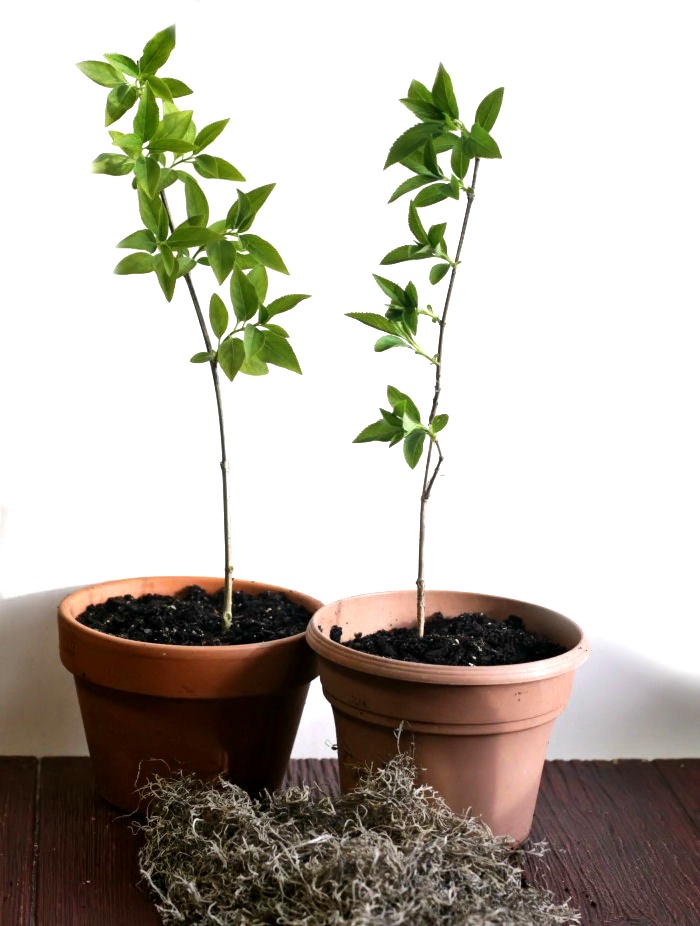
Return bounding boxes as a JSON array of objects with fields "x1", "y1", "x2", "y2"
[{"x1": 137, "y1": 754, "x2": 579, "y2": 925}]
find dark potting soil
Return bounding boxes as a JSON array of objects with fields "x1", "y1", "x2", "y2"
[
  {"x1": 76, "y1": 585, "x2": 312, "y2": 646},
  {"x1": 330, "y1": 612, "x2": 566, "y2": 667}
]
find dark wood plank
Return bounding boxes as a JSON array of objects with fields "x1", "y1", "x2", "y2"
[
  {"x1": 655, "y1": 758, "x2": 700, "y2": 829},
  {"x1": 0, "y1": 757, "x2": 37, "y2": 926},
  {"x1": 284, "y1": 756, "x2": 340, "y2": 794},
  {"x1": 35, "y1": 757, "x2": 159, "y2": 926},
  {"x1": 525, "y1": 759, "x2": 700, "y2": 926}
]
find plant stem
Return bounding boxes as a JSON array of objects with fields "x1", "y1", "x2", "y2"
[
  {"x1": 160, "y1": 192, "x2": 234, "y2": 630},
  {"x1": 416, "y1": 158, "x2": 481, "y2": 637}
]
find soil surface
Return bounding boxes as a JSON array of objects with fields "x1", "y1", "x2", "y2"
[
  {"x1": 77, "y1": 584, "x2": 312, "y2": 646},
  {"x1": 330, "y1": 612, "x2": 566, "y2": 666}
]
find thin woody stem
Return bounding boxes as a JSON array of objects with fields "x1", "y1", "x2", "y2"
[
  {"x1": 416, "y1": 158, "x2": 481, "y2": 636},
  {"x1": 160, "y1": 192, "x2": 234, "y2": 629}
]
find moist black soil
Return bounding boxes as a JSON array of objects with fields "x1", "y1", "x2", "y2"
[
  {"x1": 77, "y1": 585, "x2": 311, "y2": 646},
  {"x1": 330, "y1": 612, "x2": 566, "y2": 667}
]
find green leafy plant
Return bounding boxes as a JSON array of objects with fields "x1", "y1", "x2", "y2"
[
  {"x1": 350, "y1": 66, "x2": 503, "y2": 636},
  {"x1": 78, "y1": 26, "x2": 309, "y2": 629}
]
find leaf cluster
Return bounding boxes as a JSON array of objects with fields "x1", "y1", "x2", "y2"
[
  {"x1": 350, "y1": 65, "x2": 503, "y2": 468},
  {"x1": 78, "y1": 25, "x2": 308, "y2": 381}
]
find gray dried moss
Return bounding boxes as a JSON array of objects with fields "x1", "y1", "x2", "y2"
[{"x1": 137, "y1": 754, "x2": 580, "y2": 925}]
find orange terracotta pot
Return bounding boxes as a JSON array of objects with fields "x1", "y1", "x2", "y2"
[
  {"x1": 306, "y1": 589, "x2": 588, "y2": 843},
  {"x1": 59, "y1": 576, "x2": 321, "y2": 812}
]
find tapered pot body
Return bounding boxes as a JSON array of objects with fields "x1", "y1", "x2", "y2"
[
  {"x1": 59, "y1": 576, "x2": 321, "y2": 812},
  {"x1": 306, "y1": 589, "x2": 588, "y2": 843}
]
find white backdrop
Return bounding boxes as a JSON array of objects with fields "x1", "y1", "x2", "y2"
[{"x1": 1, "y1": 0, "x2": 698, "y2": 759}]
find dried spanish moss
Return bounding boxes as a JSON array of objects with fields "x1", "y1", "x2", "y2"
[{"x1": 137, "y1": 754, "x2": 580, "y2": 925}]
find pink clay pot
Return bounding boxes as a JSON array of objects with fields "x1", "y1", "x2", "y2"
[
  {"x1": 306, "y1": 589, "x2": 588, "y2": 843},
  {"x1": 59, "y1": 576, "x2": 321, "y2": 812}
]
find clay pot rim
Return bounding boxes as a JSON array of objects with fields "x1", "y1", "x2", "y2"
[
  {"x1": 307, "y1": 588, "x2": 589, "y2": 686},
  {"x1": 59, "y1": 575, "x2": 323, "y2": 657}
]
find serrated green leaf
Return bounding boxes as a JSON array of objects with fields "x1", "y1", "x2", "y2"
[
  {"x1": 262, "y1": 331, "x2": 302, "y2": 374},
  {"x1": 385, "y1": 122, "x2": 443, "y2": 169},
  {"x1": 114, "y1": 252, "x2": 154, "y2": 274},
  {"x1": 105, "y1": 84, "x2": 138, "y2": 126},
  {"x1": 414, "y1": 183, "x2": 454, "y2": 207},
  {"x1": 190, "y1": 351, "x2": 215, "y2": 364},
  {"x1": 209, "y1": 293, "x2": 228, "y2": 340},
  {"x1": 375, "y1": 335, "x2": 408, "y2": 352},
  {"x1": 400, "y1": 97, "x2": 443, "y2": 122},
  {"x1": 405, "y1": 281, "x2": 419, "y2": 307},
  {"x1": 248, "y1": 265, "x2": 269, "y2": 303},
  {"x1": 408, "y1": 200, "x2": 428, "y2": 243},
  {"x1": 388, "y1": 174, "x2": 435, "y2": 204},
  {"x1": 380, "y1": 244, "x2": 431, "y2": 265},
  {"x1": 117, "y1": 229, "x2": 156, "y2": 252},
  {"x1": 469, "y1": 122, "x2": 502, "y2": 159},
  {"x1": 406, "y1": 79, "x2": 434, "y2": 104},
  {"x1": 353, "y1": 419, "x2": 400, "y2": 444},
  {"x1": 217, "y1": 337, "x2": 245, "y2": 381},
  {"x1": 476, "y1": 87, "x2": 504, "y2": 132},
  {"x1": 139, "y1": 25, "x2": 176, "y2": 76},
  {"x1": 431, "y1": 413, "x2": 449, "y2": 434},
  {"x1": 103, "y1": 54, "x2": 139, "y2": 77},
  {"x1": 230, "y1": 267, "x2": 260, "y2": 322},
  {"x1": 205, "y1": 239, "x2": 236, "y2": 285},
  {"x1": 239, "y1": 234, "x2": 289, "y2": 274},
  {"x1": 194, "y1": 119, "x2": 229, "y2": 152},
  {"x1": 403, "y1": 428, "x2": 427, "y2": 468},
  {"x1": 429, "y1": 263, "x2": 451, "y2": 285},
  {"x1": 265, "y1": 293, "x2": 310, "y2": 318},
  {"x1": 193, "y1": 154, "x2": 245, "y2": 181},
  {"x1": 91, "y1": 152, "x2": 133, "y2": 176},
  {"x1": 346, "y1": 312, "x2": 400, "y2": 335},
  {"x1": 432, "y1": 63, "x2": 459, "y2": 119},
  {"x1": 427, "y1": 223, "x2": 447, "y2": 248},
  {"x1": 372, "y1": 275, "x2": 407, "y2": 306},
  {"x1": 77, "y1": 60, "x2": 124, "y2": 88}
]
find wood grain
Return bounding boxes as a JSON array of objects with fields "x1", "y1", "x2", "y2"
[{"x1": 0, "y1": 756, "x2": 37, "y2": 926}]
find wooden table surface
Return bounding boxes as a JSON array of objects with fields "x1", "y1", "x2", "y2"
[{"x1": 2, "y1": 757, "x2": 698, "y2": 925}]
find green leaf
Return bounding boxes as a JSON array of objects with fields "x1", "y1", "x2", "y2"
[
  {"x1": 162, "y1": 77, "x2": 193, "y2": 98},
  {"x1": 168, "y1": 224, "x2": 221, "y2": 247},
  {"x1": 117, "y1": 229, "x2": 156, "y2": 252},
  {"x1": 193, "y1": 154, "x2": 245, "y2": 181},
  {"x1": 239, "y1": 234, "x2": 289, "y2": 274},
  {"x1": 346, "y1": 312, "x2": 400, "y2": 335},
  {"x1": 133, "y1": 156, "x2": 161, "y2": 198},
  {"x1": 105, "y1": 84, "x2": 138, "y2": 126},
  {"x1": 265, "y1": 293, "x2": 310, "y2": 318},
  {"x1": 177, "y1": 254, "x2": 197, "y2": 276},
  {"x1": 91, "y1": 152, "x2": 133, "y2": 176},
  {"x1": 159, "y1": 244, "x2": 175, "y2": 276},
  {"x1": 209, "y1": 293, "x2": 228, "y2": 340},
  {"x1": 190, "y1": 351, "x2": 215, "y2": 364},
  {"x1": 110, "y1": 131, "x2": 142, "y2": 157},
  {"x1": 375, "y1": 335, "x2": 408, "y2": 352},
  {"x1": 372, "y1": 275, "x2": 407, "y2": 306},
  {"x1": 145, "y1": 75, "x2": 173, "y2": 99},
  {"x1": 181, "y1": 174, "x2": 209, "y2": 226},
  {"x1": 262, "y1": 332, "x2": 302, "y2": 374},
  {"x1": 427, "y1": 222, "x2": 447, "y2": 248},
  {"x1": 400, "y1": 97, "x2": 443, "y2": 122},
  {"x1": 476, "y1": 87, "x2": 504, "y2": 132},
  {"x1": 194, "y1": 119, "x2": 229, "y2": 152},
  {"x1": 114, "y1": 252, "x2": 154, "y2": 274},
  {"x1": 431, "y1": 64, "x2": 459, "y2": 119},
  {"x1": 450, "y1": 133, "x2": 471, "y2": 179},
  {"x1": 139, "y1": 25, "x2": 176, "y2": 76},
  {"x1": 227, "y1": 183, "x2": 275, "y2": 230},
  {"x1": 262, "y1": 322, "x2": 289, "y2": 337},
  {"x1": 148, "y1": 136, "x2": 193, "y2": 155},
  {"x1": 408, "y1": 200, "x2": 428, "y2": 243},
  {"x1": 244, "y1": 325, "x2": 265, "y2": 359},
  {"x1": 230, "y1": 267, "x2": 260, "y2": 321},
  {"x1": 153, "y1": 254, "x2": 176, "y2": 300},
  {"x1": 240, "y1": 355, "x2": 269, "y2": 376},
  {"x1": 353, "y1": 419, "x2": 400, "y2": 444},
  {"x1": 387, "y1": 386, "x2": 421, "y2": 423},
  {"x1": 431, "y1": 413, "x2": 449, "y2": 434},
  {"x1": 403, "y1": 428, "x2": 427, "y2": 468},
  {"x1": 133, "y1": 84, "x2": 159, "y2": 141},
  {"x1": 380, "y1": 244, "x2": 431, "y2": 265},
  {"x1": 385, "y1": 122, "x2": 443, "y2": 169},
  {"x1": 388, "y1": 174, "x2": 435, "y2": 204},
  {"x1": 248, "y1": 265, "x2": 269, "y2": 302},
  {"x1": 429, "y1": 263, "x2": 451, "y2": 284},
  {"x1": 137, "y1": 189, "x2": 163, "y2": 235},
  {"x1": 206, "y1": 239, "x2": 236, "y2": 284},
  {"x1": 217, "y1": 337, "x2": 245, "y2": 381},
  {"x1": 152, "y1": 110, "x2": 193, "y2": 141},
  {"x1": 76, "y1": 60, "x2": 124, "y2": 88},
  {"x1": 469, "y1": 122, "x2": 502, "y2": 159},
  {"x1": 103, "y1": 54, "x2": 139, "y2": 77},
  {"x1": 414, "y1": 183, "x2": 454, "y2": 207},
  {"x1": 406, "y1": 79, "x2": 434, "y2": 104}
]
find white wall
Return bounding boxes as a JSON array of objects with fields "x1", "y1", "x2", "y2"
[{"x1": 1, "y1": 0, "x2": 698, "y2": 760}]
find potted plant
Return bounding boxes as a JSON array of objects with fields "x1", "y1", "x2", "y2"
[
  {"x1": 306, "y1": 66, "x2": 589, "y2": 843},
  {"x1": 58, "y1": 25, "x2": 321, "y2": 812}
]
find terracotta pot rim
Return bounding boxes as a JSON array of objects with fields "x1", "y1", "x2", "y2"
[
  {"x1": 59, "y1": 575, "x2": 322, "y2": 656},
  {"x1": 307, "y1": 588, "x2": 589, "y2": 686}
]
